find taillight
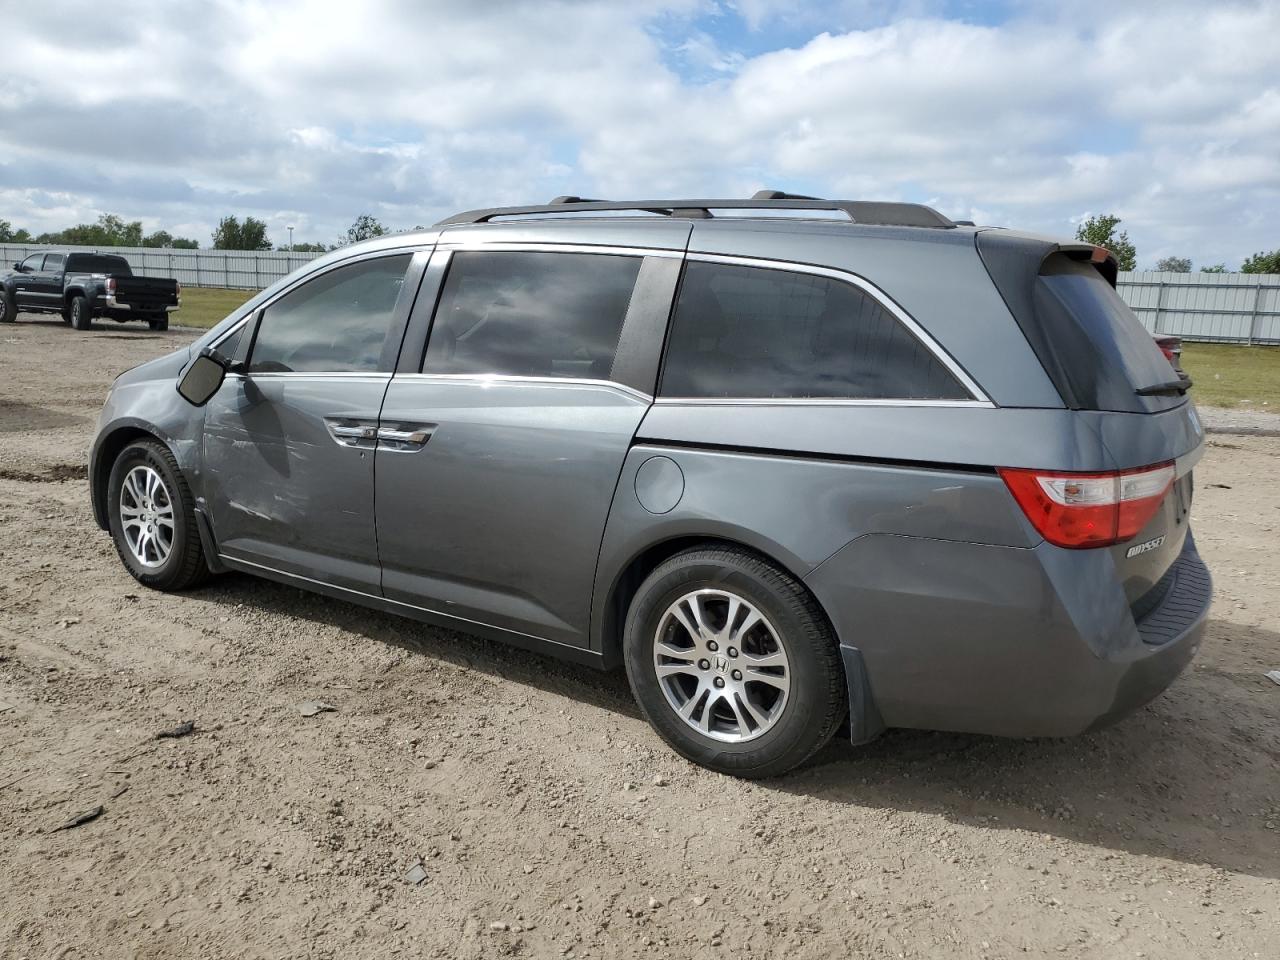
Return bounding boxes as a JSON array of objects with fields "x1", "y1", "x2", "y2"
[
  {"x1": 106, "y1": 277, "x2": 116, "y2": 295},
  {"x1": 1157, "y1": 337, "x2": 1182, "y2": 367},
  {"x1": 999, "y1": 462, "x2": 1176, "y2": 548}
]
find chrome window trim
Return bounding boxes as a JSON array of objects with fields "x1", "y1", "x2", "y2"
[
  {"x1": 226, "y1": 371, "x2": 392, "y2": 383},
  {"x1": 677, "y1": 252, "x2": 991, "y2": 405},
  {"x1": 435, "y1": 240, "x2": 682, "y2": 259},
  {"x1": 653, "y1": 397, "x2": 994, "y2": 408},
  {"x1": 393, "y1": 372, "x2": 652, "y2": 403}
]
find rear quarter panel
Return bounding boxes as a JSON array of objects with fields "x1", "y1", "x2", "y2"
[{"x1": 590, "y1": 439, "x2": 1040, "y2": 656}]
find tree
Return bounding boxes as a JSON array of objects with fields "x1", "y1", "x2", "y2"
[
  {"x1": 1074, "y1": 214, "x2": 1137, "y2": 271},
  {"x1": 1155, "y1": 256, "x2": 1191, "y2": 273},
  {"x1": 0, "y1": 219, "x2": 15, "y2": 242},
  {"x1": 1200, "y1": 264, "x2": 1228, "y2": 274},
  {"x1": 211, "y1": 215, "x2": 272, "y2": 251},
  {"x1": 142, "y1": 230, "x2": 199, "y2": 249},
  {"x1": 1240, "y1": 249, "x2": 1280, "y2": 274},
  {"x1": 37, "y1": 213, "x2": 144, "y2": 247},
  {"x1": 344, "y1": 214, "x2": 387, "y2": 246},
  {"x1": 280, "y1": 241, "x2": 329, "y2": 253}
]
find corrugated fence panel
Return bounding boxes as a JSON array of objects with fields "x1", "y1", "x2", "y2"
[
  {"x1": 0, "y1": 243, "x2": 325, "y2": 290},
  {"x1": 3, "y1": 243, "x2": 1279, "y2": 343},
  {"x1": 1118, "y1": 271, "x2": 1280, "y2": 344}
]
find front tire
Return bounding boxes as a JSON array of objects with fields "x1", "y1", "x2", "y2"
[
  {"x1": 623, "y1": 546, "x2": 846, "y2": 779},
  {"x1": 70, "y1": 295, "x2": 92, "y2": 330},
  {"x1": 107, "y1": 440, "x2": 210, "y2": 591},
  {"x1": 0, "y1": 288, "x2": 15, "y2": 323}
]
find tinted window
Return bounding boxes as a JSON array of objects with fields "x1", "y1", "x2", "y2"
[
  {"x1": 423, "y1": 251, "x2": 641, "y2": 380},
  {"x1": 20, "y1": 255, "x2": 43, "y2": 271},
  {"x1": 67, "y1": 254, "x2": 131, "y2": 275},
  {"x1": 43, "y1": 254, "x2": 65, "y2": 271},
  {"x1": 1035, "y1": 257, "x2": 1182, "y2": 412},
  {"x1": 249, "y1": 255, "x2": 411, "y2": 373},
  {"x1": 660, "y1": 261, "x2": 969, "y2": 400}
]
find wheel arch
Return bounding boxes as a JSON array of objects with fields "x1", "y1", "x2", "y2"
[
  {"x1": 91, "y1": 424, "x2": 171, "y2": 529},
  {"x1": 595, "y1": 532, "x2": 820, "y2": 670}
]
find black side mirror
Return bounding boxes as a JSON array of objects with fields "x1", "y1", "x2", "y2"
[
  {"x1": 13, "y1": 262, "x2": 26, "y2": 272},
  {"x1": 177, "y1": 346, "x2": 236, "y2": 406}
]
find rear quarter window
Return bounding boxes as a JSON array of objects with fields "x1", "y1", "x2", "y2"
[{"x1": 659, "y1": 260, "x2": 970, "y2": 401}]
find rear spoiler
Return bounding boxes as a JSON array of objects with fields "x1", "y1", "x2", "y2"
[{"x1": 1057, "y1": 241, "x2": 1119, "y2": 287}]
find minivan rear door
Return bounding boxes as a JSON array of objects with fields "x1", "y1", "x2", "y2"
[
  {"x1": 374, "y1": 228, "x2": 685, "y2": 649},
  {"x1": 978, "y1": 235, "x2": 1205, "y2": 602}
]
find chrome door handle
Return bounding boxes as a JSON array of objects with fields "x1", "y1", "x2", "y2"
[
  {"x1": 325, "y1": 419, "x2": 378, "y2": 448},
  {"x1": 376, "y1": 424, "x2": 435, "y2": 450}
]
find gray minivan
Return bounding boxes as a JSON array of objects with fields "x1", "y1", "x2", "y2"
[{"x1": 89, "y1": 193, "x2": 1211, "y2": 778}]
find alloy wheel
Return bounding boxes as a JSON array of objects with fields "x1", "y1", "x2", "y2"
[
  {"x1": 119, "y1": 465, "x2": 175, "y2": 568},
  {"x1": 652, "y1": 588, "x2": 791, "y2": 743}
]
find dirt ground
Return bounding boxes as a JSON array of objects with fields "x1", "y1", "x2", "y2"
[{"x1": 2, "y1": 316, "x2": 1278, "y2": 960}]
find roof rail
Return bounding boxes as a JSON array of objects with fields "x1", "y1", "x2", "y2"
[{"x1": 437, "y1": 192, "x2": 956, "y2": 229}]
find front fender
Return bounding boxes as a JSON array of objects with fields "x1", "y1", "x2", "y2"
[{"x1": 90, "y1": 348, "x2": 201, "y2": 528}]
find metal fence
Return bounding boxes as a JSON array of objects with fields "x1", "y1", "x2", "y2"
[
  {"x1": 4, "y1": 241, "x2": 1279, "y2": 344},
  {"x1": 0, "y1": 242, "x2": 326, "y2": 291},
  {"x1": 1118, "y1": 271, "x2": 1280, "y2": 345}
]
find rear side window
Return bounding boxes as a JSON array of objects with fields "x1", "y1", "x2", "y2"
[
  {"x1": 1034, "y1": 256, "x2": 1182, "y2": 412},
  {"x1": 67, "y1": 254, "x2": 131, "y2": 274},
  {"x1": 249, "y1": 254, "x2": 411, "y2": 373},
  {"x1": 423, "y1": 251, "x2": 641, "y2": 380},
  {"x1": 43, "y1": 254, "x2": 65, "y2": 271},
  {"x1": 660, "y1": 261, "x2": 969, "y2": 400}
]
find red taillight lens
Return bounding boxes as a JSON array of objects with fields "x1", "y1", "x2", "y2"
[
  {"x1": 999, "y1": 462, "x2": 1175, "y2": 548},
  {"x1": 1157, "y1": 337, "x2": 1182, "y2": 368},
  {"x1": 106, "y1": 277, "x2": 116, "y2": 294}
]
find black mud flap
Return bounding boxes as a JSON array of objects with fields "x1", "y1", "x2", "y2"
[{"x1": 840, "y1": 644, "x2": 886, "y2": 745}]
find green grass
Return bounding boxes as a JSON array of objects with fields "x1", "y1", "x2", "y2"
[
  {"x1": 171, "y1": 286, "x2": 257, "y2": 329},
  {"x1": 1180, "y1": 342, "x2": 1280, "y2": 410}
]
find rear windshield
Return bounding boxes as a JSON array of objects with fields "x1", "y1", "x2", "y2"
[
  {"x1": 67, "y1": 254, "x2": 131, "y2": 275},
  {"x1": 1032, "y1": 256, "x2": 1183, "y2": 413}
]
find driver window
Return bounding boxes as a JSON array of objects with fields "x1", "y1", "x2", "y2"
[
  {"x1": 248, "y1": 255, "x2": 412, "y2": 373},
  {"x1": 20, "y1": 255, "x2": 44, "y2": 272}
]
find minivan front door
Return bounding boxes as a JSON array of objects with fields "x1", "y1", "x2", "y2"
[
  {"x1": 375, "y1": 244, "x2": 682, "y2": 649},
  {"x1": 201, "y1": 250, "x2": 425, "y2": 593}
]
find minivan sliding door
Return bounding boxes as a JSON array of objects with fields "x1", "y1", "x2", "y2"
[{"x1": 375, "y1": 246, "x2": 681, "y2": 649}]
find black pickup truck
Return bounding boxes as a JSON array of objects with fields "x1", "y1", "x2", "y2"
[{"x1": 0, "y1": 251, "x2": 180, "y2": 331}]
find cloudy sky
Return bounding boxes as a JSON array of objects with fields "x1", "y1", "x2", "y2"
[{"x1": 2, "y1": 0, "x2": 1278, "y2": 266}]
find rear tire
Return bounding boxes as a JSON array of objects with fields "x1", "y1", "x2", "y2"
[
  {"x1": 107, "y1": 439, "x2": 210, "y2": 591},
  {"x1": 147, "y1": 315, "x2": 169, "y2": 332},
  {"x1": 0, "y1": 288, "x2": 15, "y2": 323},
  {"x1": 70, "y1": 295, "x2": 92, "y2": 330},
  {"x1": 623, "y1": 546, "x2": 846, "y2": 779}
]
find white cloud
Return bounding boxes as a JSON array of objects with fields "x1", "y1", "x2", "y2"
[{"x1": 0, "y1": 0, "x2": 1276, "y2": 267}]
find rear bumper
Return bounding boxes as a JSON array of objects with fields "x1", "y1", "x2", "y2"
[
  {"x1": 805, "y1": 531, "x2": 1210, "y2": 740},
  {"x1": 97, "y1": 295, "x2": 179, "y2": 313}
]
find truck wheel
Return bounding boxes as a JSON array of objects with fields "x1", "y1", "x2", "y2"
[
  {"x1": 623, "y1": 546, "x2": 846, "y2": 779},
  {"x1": 70, "y1": 295, "x2": 92, "y2": 330},
  {"x1": 147, "y1": 315, "x2": 169, "y2": 332},
  {"x1": 0, "y1": 288, "x2": 15, "y2": 323}
]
